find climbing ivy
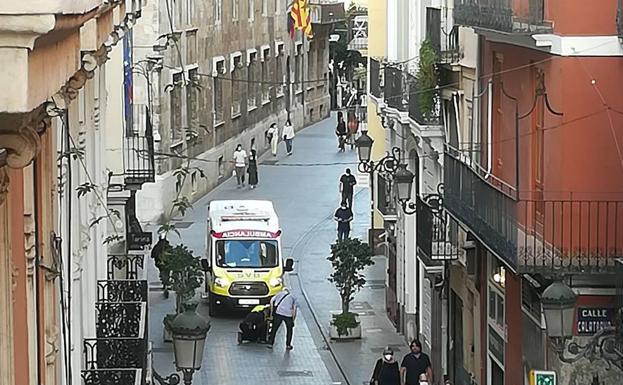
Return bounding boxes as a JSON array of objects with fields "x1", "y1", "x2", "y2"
[{"x1": 416, "y1": 39, "x2": 439, "y2": 121}]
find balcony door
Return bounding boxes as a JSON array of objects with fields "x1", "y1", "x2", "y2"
[{"x1": 531, "y1": 67, "x2": 545, "y2": 233}]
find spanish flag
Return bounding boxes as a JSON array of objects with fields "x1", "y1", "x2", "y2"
[{"x1": 290, "y1": 0, "x2": 313, "y2": 39}]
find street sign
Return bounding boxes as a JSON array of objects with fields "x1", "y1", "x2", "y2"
[{"x1": 530, "y1": 370, "x2": 556, "y2": 385}]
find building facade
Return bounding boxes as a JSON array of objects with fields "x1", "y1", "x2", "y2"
[
  {"x1": 135, "y1": 0, "x2": 343, "y2": 222},
  {"x1": 445, "y1": 1, "x2": 623, "y2": 385}
]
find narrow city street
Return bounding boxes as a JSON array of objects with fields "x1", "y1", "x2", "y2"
[{"x1": 147, "y1": 115, "x2": 405, "y2": 385}]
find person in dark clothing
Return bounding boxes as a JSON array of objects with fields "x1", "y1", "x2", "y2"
[
  {"x1": 370, "y1": 347, "x2": 401, "y2": 385},
  {"x1": 400, "y1": 340, "x2": 433, "y2": 385},
  {"x1": 336, "y1": 111, "x2": 347, "y2": 152},
  {"x1": 238, "y1": 305, "x2": 268, "y2": 343},
  {"x1": 339, "y1": 168, "x2": 357, "y2": 208},
  {"x1": 151, "y1": 235, "x2": 171, "y2": 297},
  {"x1": 247, "y1": 149, "x2": 258, "y2": 189},
  {"x1": 334, "y1": 201, "x2": 353, "y2": 241}
]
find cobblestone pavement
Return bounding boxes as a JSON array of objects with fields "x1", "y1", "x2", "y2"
[{"x1": 148, "y1": 114, "x2": 362, "y2": 385}]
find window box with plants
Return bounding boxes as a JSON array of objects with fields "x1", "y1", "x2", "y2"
[{"x1": 327, "y1": 238, "x2": 373, "y2": 340}]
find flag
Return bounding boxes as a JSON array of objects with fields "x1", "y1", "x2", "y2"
[
  {"x1": 287, "y1": 11, "x2": 295, "y2": 39},
  {"x1": 290, "y1": 0, "x2": 313, "y2": 39}
]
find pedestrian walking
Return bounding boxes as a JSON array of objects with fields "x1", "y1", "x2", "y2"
[
  {"x1": 369, "y1": 347, "x2": 401, "y2": 385},
  {"x1": 334, "y1": 201, "x2": 353, "y2": 241},
  {"x1": 233, "y1": 144, "x2": 247, "y2": 187},
  {"x1": 267, "y1": 123, "x2": 279, "y2": 156},
  {"x1": 151, "y1": 235, "x2": 171, "y2": 298},
  {"x1": 336, "y1": 111, "x2": 347, "y2": 152},
  {"x1": 339, "y1": 168, "x2": 357, "y2": 208},
  {"x1": 267, "y1": 287, "x2": 297, "y2": 350},
  {"x1": 400, "y1": 340, "x2": 433, "y2": 385},
  {"x1": 283, "y1": 119, "x2": 295, "y2": 155},
  {"x1": 247, "y1": 149, "x2": 258, "y2": 189}
]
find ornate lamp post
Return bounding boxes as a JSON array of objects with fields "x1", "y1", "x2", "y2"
[
  {"x1": 541, "y1": 280, "x2": 623, "y2": 370},
  {"x1": 355, "y1": 130, "x2": 416, "y2": 215},
  {"x1": 153, "y1": 306, "x2": 210, "y2": 385}
]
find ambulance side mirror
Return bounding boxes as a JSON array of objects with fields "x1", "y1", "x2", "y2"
[
  {"x1": 284, "y1": 258, "x2": 294, "y2": 272},
  {"x1": 200, "y1": 258, "x2": 211, "y2": 273}
]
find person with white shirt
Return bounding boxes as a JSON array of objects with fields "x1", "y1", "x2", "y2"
[
  {"x1": 232, "y1": 144, "x2": 247, "y2": 187},
  {"x1": 267, "y1": 123, "x2": 279, "y2": 156},
  {"x1": 282, "y1": 119, "x2": 295, "y2": 155},
  {"x1": 267, "y1": 287, "x2": 297, "y2": 350}
]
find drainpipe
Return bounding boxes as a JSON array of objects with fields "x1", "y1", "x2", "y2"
[
  {"x1": 33, "y1": 159, "x2": 42, "y2": 385},
  {"x1": 485, "y1": 79, "x2": 493, "y2": 178},
  {"x1": 453, "y1": 92, "x2": 462, "y2": 146}
]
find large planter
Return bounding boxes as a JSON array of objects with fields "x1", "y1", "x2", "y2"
[{"x1": 329, "y1": 311, "x2": 361, "y2": 340}]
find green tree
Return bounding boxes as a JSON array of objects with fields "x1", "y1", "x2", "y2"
[
  {"x1": 327, "y1": 238, "x2": 374, "y2": 336},
  {"x1": 416, "y1": 39, "x2": 439, "y2": 121},
  {"x1": 161, "y1": 244, "x2": 204, "y2": 313}
]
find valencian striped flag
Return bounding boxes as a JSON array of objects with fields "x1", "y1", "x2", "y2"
[{"x1": 289, "y1": 0, "x2": 313, "y2": 39}]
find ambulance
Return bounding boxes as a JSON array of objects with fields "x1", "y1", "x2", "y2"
[{"x1": 202, "y1": 200, "x2": 293, "y2": 316}]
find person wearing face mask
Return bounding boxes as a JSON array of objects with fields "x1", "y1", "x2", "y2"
[
  {"x1": 232, "y1": 143, "x2": 247, "y2": 187},
  {"x1": 400, "y1": 340, "x2": 433, "y2": 385},
  {"x1": 369, "y1": 347, "x2": 400, "y2": 385}
]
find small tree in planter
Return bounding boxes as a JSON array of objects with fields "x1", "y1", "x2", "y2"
[
  {"x1": 328, "y1": 238, "x2": 374, "y2": 337},
  {"x1": 161, "y1": 244, "x2": 204, "y2": 339}
]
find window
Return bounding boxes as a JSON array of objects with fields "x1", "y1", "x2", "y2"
[
  {"x1": 275, "y1": 44, "x2": 285, "y2": 96},
  {"x1": 187, "y1": 68, "x2": 199, "y2": 132},
  {"x1": 231, "y1": 55, "x2": 242, "y2": 116},
  {"x1": 274, "y1": 0, "x2": 279, "y2": 14},
  {"x1": 261, "y1": 48, "x2": 270, "y2": 103},
  {"x1": 295, "y1": 44, "x2": 303, "y2": 93},
  {"x1": 248, "y1": 52, "x2": 257, "y2": 110},
  {"x1": 232, "y1": 0, "x2": 239, "y2": 20},
  {"x1": 214, "y1": 60, "x2": 225, "y2": 123},
  {"x1": 521, "y1": 279, "x2": 542, "y2": 323},
  {"x1": 248, "y1": 0, "x2": 255, "y2": 21},
  {"x1": 214, "y1": 0, "x2": 222, "y2": 24},
  {"x1": 488, "y1": 287, "x2": 505, "y2": 329},
  {"x1": 170, "y1": 72, "x2": 183, "y2": 142},
  {"x1": 191, "y1": 171, "x2": 198, "y2": 194},
  {"x1": 215, "y1": 240, "x2": 278, "y2": 268},
  {"x1": 262, "y1": 0, "x2": 267, "y2": 15},
  {"x1": 176, "y1": 0, "x2": 183, "y2": 27}
]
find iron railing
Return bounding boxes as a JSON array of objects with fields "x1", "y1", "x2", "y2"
[
  {"x1": 377, "y1": 173, "x2": 397, "y2": 218},
  {"x1": 369, "y1": 58, "x2": 382, "y2": 99},
  {"x1": 407, "y1": 72, "x2": 441, "y2": 125},
  {"x1": 454, "y1": 0, "x2": 551, "y2": 34},
  {"x1": 417, "y1": 196, "x2": 463, "y2": 262},
  {"x1": 384, "y1": 66, "x2": 406, "y2": 111},
  {"x1": 96, "y1": 302, "x2": 146, "y2": 338},
  {"x1": 440, "y1": 26, "x2": 463, "y2": 64},
  {"x1": 82, "y1": 369, "x2": 142, "y2": 385},
  {"x1": 124, "y1": 105, "x2": 155, "y2": 187},
  {"x1": 83, "y1": 336, "x2": 147, "y2": 369},
  {"x1": 444, "y1": 150, "x2": 623, "y2": 272},
  {"x1": 107, "y1": 254, "x2": 144, "y2": 280},
  {"x1": 97, "y1": 280, "x2": 148, "y2": 302}
]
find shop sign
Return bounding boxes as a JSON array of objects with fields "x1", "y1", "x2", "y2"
[{"x1": 576, "y1": 307, "x2": 614, "y2": 336}]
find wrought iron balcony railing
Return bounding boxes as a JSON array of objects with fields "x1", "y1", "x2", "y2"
[
  {"x1": 107, "y1": 254, "x2": 144, "y2": 280},
  {"x1": 97, "y1": 280, "x2": 148, "y2": 303},
  {"x1": 454, "y1": 0, "x2": 552, "y2": 34},
  {"x1": 407, "y1": 73, "x2": 441, "y2": 125},
  {"x1": 384, "y1": 67, "x2": 406, "y2": 111},
  {"x1": 369, "y1": 58, "x2": 382, "y2": 99},
  {"x1": 83, "y1": 336, "x2": 147, "y2": 370},
  {"x1": 82, "y1": 369, "x2": 142, "y2": 385},
  {"x1": 124, "y1": 105, "x2": 155, "y2": 187},
  {"x1": 444, "y1": 149, "x2": 623, "y2": 273},
  {"x1": 417, "y1": 196, "x2": 464, "y2": 263},
  {"x1": 96, "y1": 302, "x2": 146, "y2": 338}
]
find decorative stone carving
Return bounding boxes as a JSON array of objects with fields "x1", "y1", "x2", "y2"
[
  {"x1": 24, "y1": 214, "x2": 36, "y2": 276},
  {"x1": 10, "y1": 261, "x2": 18, "y2": 303},
  {"x1": 44, "y1": 325, "x2": 59, "y2": 365}
]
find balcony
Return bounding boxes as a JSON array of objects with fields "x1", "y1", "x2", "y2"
[
  {"x1": 454, "y1": 0, "x2": 552, "y2": 35},
  {"x1": 384, "y1": 67, "x2": 406, "y2": 111},
  {"x1": 124, "y1": 105, "x2": 155, "y2": 188},
  {"x1": 444, "y1": 149, "x2": 623, "y2": 273},
  {"x1": 82, "y1": 369, "x2": 143, "y2": 385},
  {"x1": 107, "y1": 254, "x2": 145, "y2": 280},
  {"x1": 369, "y1": 58, "x2": 382, "y2": 100},
  {"x1": 417, "y1": 197, "x2": 464, "y2": 263},
  {"x1": 440, "y1": 26, "x2": 463, "y2": 65},
  {"x1": 309, "y1": 1, "x2": 346, "y2": 24},
  {"x1": 348, "y1": 15, "x2": 368, "y2": 52},
  {"x1": 97, "y1": 280, "x2": 148, "y2": 302},
  {"x1": 407, "y1": 73, "x2": 441, "y2": 125},
  {"x1": 377, "y1": 174, "x2": 397, "y2": 220}
]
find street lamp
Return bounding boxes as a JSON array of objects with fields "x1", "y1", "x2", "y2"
[
  {"x1": 355, "y1": 130, "x2": 415, "y2": 215},
  {"x1": 153, "y1": 306, "x2": 210, "y2": 385},
  {"x1": 541, "y1": 280, "x2": 623, "y2": 370}
]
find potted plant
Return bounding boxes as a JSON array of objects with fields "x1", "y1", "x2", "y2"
[
  {"x1": 161, "y1": 244, "x2": 204, "y2": 341},
  {"x1": 327, "y1": 238, "x2": 374, "y2": 339}
]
